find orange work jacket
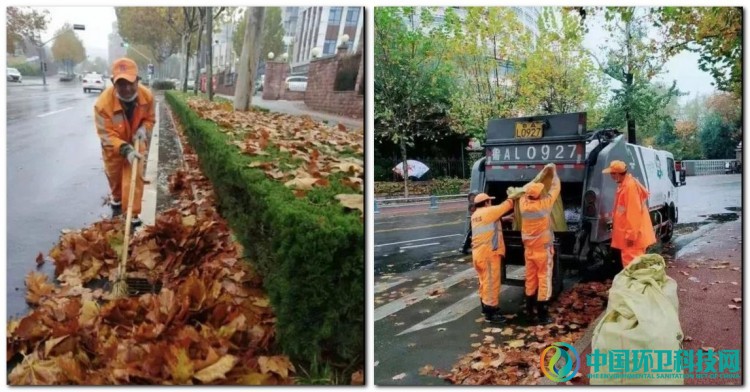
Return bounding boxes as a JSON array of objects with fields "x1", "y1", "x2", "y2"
[
  {"x1": 611, "y1": 173, "x2": 657, "y2": 250},
  {"x1": 519, "y1": 176, "x2": 561, "y2": 249},
  {"x1": 471, "y1": 199, "x2": 514, "y2": 260},
  {"x1": 94, "y1": 84, "x2": 155, "y2": 152}
]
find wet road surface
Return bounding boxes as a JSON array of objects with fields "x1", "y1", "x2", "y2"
[
  {"x1": 373, "y1": 174, "x2": 741, "y2": 385},
  {"x1": 7, "y1": 79, "x2": 114, "y2": 318}
]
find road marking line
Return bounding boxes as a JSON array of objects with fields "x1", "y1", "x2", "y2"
[
  {"x1": 375, "y1": 219, "x2": 464, "y2": 234},
  {"x1": 396, "y1": 266, "x2": 522, "y2": 336},
  {"x1": 376, "y1": 234, "x2": 462, "y2": 248},
  {"x1": 374, "y1": 278, "x2": 411, "y2": 294},
  {"x1": 37, "y1": 107, "x2": 72, "y2": 118},
  {"x1": 374, "y1": 267, "x2": 476, "y2": 321},
  {"x1": 399, "y1": 242, "x2": 440, "y2": 250}
]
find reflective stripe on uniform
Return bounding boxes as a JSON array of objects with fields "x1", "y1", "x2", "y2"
[
  {"x1": 472, "y1": 222, "x2": 496, "y2": 236},
  {"x1": 520, "y1": 209, "x2": 551, "y2": 219}
]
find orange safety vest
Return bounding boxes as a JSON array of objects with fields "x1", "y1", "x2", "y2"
[
  {"x1": 94, "y1": 84, "x2": 155, "y2": 152},
  {"x1": 611, "y1": 173, "x2": 657, "y2": 250},
  {"x1": 519, "y1": 177, "x2": 561, "y2": 249},
  {"x1": 471, "y1": 199, "x2": 514, "y2": 260}
]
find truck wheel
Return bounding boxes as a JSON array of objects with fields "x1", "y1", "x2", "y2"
[{"x1": 661, "y1": 206, "x2": 675, "y2": 243}]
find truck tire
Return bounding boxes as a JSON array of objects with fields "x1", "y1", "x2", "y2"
[{"x1": 660, "y1": 205, "x2": 675, "y2": 243}]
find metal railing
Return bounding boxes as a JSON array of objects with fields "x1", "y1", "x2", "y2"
[
  {"x1": 682, "y1": 159, "x2": 738, "y2": 176},
  {"x1": 374, "y1": 193, "x2": 468, "y2": 214}
]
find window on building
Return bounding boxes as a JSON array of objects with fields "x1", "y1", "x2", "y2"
[
  {"x1": 323, "y1": 40, "x2": 337, "y2": 55},
  {"x1": 329, "y1": 7, "x2": 343, "y2": 24},
  {"x1": 346, "y1": 8, "x2": 360, "y2": 26}
]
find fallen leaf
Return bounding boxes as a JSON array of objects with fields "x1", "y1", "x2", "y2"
[
  {"x1": 728, "y1": 304, "x2": 741, "y2": 310},
  {"x1": 36, "y1": 252, "x2": 45, "y2": 267},
  {"x1": 469, "y1": 333, "x2": 479, "y2": 338},
  {"x1": 731, "y1": 267, "x2": 740, "y2": 271},
  {"x1": 418, "y1": 365, "x2": 435, "y2": 376},
  {"x1": 407, "y1": 343, "x2": 416, "y2": 348},
  {"x1": 471, "y1": 343, "x2": 481, "y2": 348},
  {"x1": 732, "y1": 298, "x2": 742, "y2": 303},
  {"x1": 334, "y1": 194, "x2": 363, "y2": 215},
  {"x1": 471, "y1": 361, "x2": 486, "y2": 371},
  {"x1": 258, "y1": 355, "x2": 295, "y2": 379},
  {"x1": 701, "y1": 346, "x2": 715, "y2": 352},
  {"x1": 193, "y1": 355, "x2": 237, "y2": 383},
  {"x1": 392, "y1": 373, "x2": 406, "y2": 381},
  {"x1": 437, "y1": 328, "x2": 446, "y2": 332},
  {"x1": 507, "y1": 339, "x2": 525, "y2": 348},
  {"x1": 394, "y1": 322, "x2": 405, "y2": 326},
  {"x1": 688, "y1": 277, "x2": 700, "y2": 283},
  {"x1": 484, "y1": 335, "x2": 495, "y2": 343},
  {"x1": 684, "y1": 336, "x2": 693, "y2": 342},
  {"x1": 500, "y1": 327, "x2": 514, "y2": 336},
  {"x1": 679, "y1": 271, "x2": 690, "y2": 276},
  {"x1": 731, "y1": 282, "x2": 738, "y2": 285},
  {"x1": 350, "y1": 370, "x2": 364, "y2": 385},
  {"x1": 374, "y1": 361, "x2": 379, "y2": 367},
  {"x1": 475, "y1": 317, "x2": 485, "y2": 323}
]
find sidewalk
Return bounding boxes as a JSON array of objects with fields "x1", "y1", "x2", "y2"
[
  {"x1": 569, "y1": 219, "x2": 742, "y2": 385},
  {"x1": 215, "y1": 93, "x2": 362, "y2": 130}
]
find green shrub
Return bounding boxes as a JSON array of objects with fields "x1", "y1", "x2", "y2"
[
  {"x1": 151, "y1": 80, "x2": 176, "y2": 90},
  {"x1": 430, "y1": 177, "x2": 464, "y2": 195},
  {"x1": 165, "y1": 92, "x2": 363, "y2": 372},
  {"x1": 10, "y1": 62, "x2": 42, "y2": 77}
]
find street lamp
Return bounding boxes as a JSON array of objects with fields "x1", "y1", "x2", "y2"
[
  {"x1": 311, "y1": 47, "x2": 322, "y2": 59},
  {"x1": 268, "y1": 52, "x2": 275, "y2": 60},
  {"x1": 37, "y1": 24, "x2": 85, "y2": 86}
]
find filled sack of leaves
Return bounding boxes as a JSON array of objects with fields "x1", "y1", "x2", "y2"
[
  {"x1": 589, "y1": 254, "x2": 684, "y2": 385},
  {"x1": 506, "y1": 166, "x2": 567, "y2": 232}
]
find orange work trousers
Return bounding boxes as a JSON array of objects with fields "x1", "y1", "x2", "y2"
[
  {"x1": 101, "y1": 141, "x2": 145, "y2": 216},
  {"x1": 473, "y1": 254, "x2": 502, "y2": 307},
  {"x1": 524, "y1": 245, "x2": 554, "y2": 302},
  {"x1": 620, "y1": 246, "x2": 647, "y2": 268}
]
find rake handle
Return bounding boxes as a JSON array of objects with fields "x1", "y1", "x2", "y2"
[{"x1": 117, "y1": 142, "x2": 141, "y2": 278}]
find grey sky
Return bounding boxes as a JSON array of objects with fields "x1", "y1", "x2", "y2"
[
  {"x1": 581, "y1": 7, "x2": 717, "y2": 105},
  {"x1": 38, "y1": 7, "x2": 116, "y2": 61}
]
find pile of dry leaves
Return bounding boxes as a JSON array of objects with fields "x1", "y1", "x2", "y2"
[
  {"x1": 186, "y1": 98, "x2": 363, "y2": 215},
  {"x1": 8, "y1": 113, "x2": 295, "y2": 385},
  {"x1": 438, "y1": 281, "x2": 611, "y2": 385}
]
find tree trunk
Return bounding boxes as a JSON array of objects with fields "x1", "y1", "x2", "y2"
[
  {"x1": 233, "y1": 7, "x2": 266, "y2": 111},
  {"x1": 400, "y1": 137, "x2": 409, "y2": 199},
  {"x1": 206, "y1": 7, "x2": 214, "y2": 101},
  {"x1": 193, "y1": 14, "x2": 204, "y2": 95},
  {"x1": 182, "y1": 34, "x2": 191, "y2": 92},
  {"x1": 625, "y1": 19, "x2": 636, "y2": 144}
]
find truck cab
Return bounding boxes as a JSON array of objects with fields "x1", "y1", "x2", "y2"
[{"x1": 466, "y1": 112, "x2": 680, "y2": 294}]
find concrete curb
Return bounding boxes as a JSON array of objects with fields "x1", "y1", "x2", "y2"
[{"x1": 140, "y1": 97, "x2": 160, "y2": 226}]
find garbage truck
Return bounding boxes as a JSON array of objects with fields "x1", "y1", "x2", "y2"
[{"x1": 463, "y1": 112, "x2": 682, "y2": 295}]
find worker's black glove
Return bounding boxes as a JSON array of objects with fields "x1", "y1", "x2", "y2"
[{"x1": 119, "y1": 143, "x2": 143, "y2": 165}]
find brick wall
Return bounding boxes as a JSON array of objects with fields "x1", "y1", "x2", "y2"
[
  {"x1": 262, "y1": 61, "x2": 289, "y2": 100},
  {"x1": 282, "y1": 91, "x2": 305, "y2": 101},
  {"x1": 304, "y1": 46, "x2": 364, "y2": 119}
]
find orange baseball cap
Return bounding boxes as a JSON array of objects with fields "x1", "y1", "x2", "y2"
[
  {"x1": 111, "y1": 57, "x2": 138, "y2": 83},
  {"x1": 525, "y1": 182, "x2": 545, "y2": 198},
  {"x1": 473, "y1": 193, "x2": 495, "y2": 205},
  {"x1": 602, "y1": 160, "x2": 628, "y2": 174}
]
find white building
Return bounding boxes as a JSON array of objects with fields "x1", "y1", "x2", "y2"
[
  {"x1": 285, "y1": 6, "x2": 364, "y2": 74},
  {"x1": 211, "y1": 22, "x2": 234, "y2": 73}
]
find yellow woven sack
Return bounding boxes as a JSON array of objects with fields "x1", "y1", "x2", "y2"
[{"x1": 506, "y1": 167, "x2": 568, "y2": 232}]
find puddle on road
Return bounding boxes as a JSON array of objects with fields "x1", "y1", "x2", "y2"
[
  {"x1": 705, "y1": 212, "x2": 739, "y2": 223},
  {"x1": 673, "y1": 222, "x2": 709, "y2": 236}
]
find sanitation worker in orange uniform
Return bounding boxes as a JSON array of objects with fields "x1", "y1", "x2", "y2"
[
  {"x1": 94, "y1": 58, "x2": 155, "y2": 231},
  {"x1": 470, "y1": 193, "x2": 514, "y2": 323},
  {"x1": 519, "y1": 163, "x2": 560, "y2": 325},
  {"x1": 602, "y1": 160, "x2": 657, "y2": 268}
]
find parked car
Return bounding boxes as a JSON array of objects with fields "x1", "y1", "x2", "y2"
[
  {"x1": 82, "y1": 72, "x2": 105, "y2": 93},
  {"x1": 285, "y1": 76, "x2": 308, "y2": 92},
  {"x1": 725, "y1": 160, "x2": 740, "y2": 174},
  {"x1": 7, "y1": 67, "x2": 22, "y2": 83}
]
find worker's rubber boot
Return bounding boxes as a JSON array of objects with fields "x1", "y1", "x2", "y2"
[
  {"x1": 482, "y1": 304, "x2": 507, "y2": 324},
  {"x1": 111, "y1": 200, "x2": 122, "y2": 218},
  {"x1": 130, "y1": 216, "x2": 142, "y2": 234},
  {"x1": 523, "y1": 295, "x2": 537, "y2": 323},
  {"x1": 536, "y1": 301, "x2": 553, "y2": 325}
]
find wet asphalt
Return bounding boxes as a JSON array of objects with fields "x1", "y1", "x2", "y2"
[{"x1": 7, "y1": 78, "x2": 114, "y2": 318}]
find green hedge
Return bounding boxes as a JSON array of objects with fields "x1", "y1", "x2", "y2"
[
  {"x1": 165, "y1": 91, "x2": 363, "y2": 370},
  {"x1": 151, "y1": 80, "x2": 176, "y2": 90}
]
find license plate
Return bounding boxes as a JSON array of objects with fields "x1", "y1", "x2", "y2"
[
  {"x1": 515, "y1": 122, "x2": 543, "y2": 139},
  {"x1": 489, "y1": 143, "x2": 583, "y2": 164}
]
